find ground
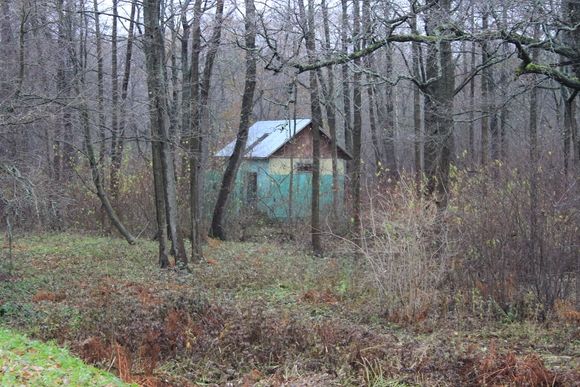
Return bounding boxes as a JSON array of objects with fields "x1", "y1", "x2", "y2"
[
  {"x1": 0, "y1": 327, "x2": 129, "y2": 385},
  {"x1": 0, "y1": 233, "x2": 578, "y2": 386}
]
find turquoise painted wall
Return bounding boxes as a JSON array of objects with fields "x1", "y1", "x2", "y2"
[{"x1": 206, "y1": 159, "x2": 345, "y2": 221}]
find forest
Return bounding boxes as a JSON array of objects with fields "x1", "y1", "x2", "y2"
[{"x1": 0, "y1": 0, "x2": 579, "y2": 385}]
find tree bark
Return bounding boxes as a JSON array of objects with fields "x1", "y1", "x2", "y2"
[
  {"x1": 528, "y1": 24, "x2": 541, "y2": 303},
  {"x1": 92, "y1": 0, "x2": 106, "y2": 171},
  {"x1": 352, "y1": 0, "x2": 363, "y2": 244},
  {"x1": 143, "y1": 0, "x2": 170, "y2": 267},
  {"x1": 319, "y1": 0, "x2": 339, "y2": 222},
  {"x1": 411, "y1": 13, "x2": 423, "y2": 194},
  {"x1": 190, "y1": 0, "x2": 224, "y2": 260},
  {"x1": 423, "y1": 0, "x2": 455, "y2": 209},
  {"x1": 110, "y1": 0, "x2": 120, "y2": 198},
  {"x1": 115, "y1": 0, "x2": 136, "y2": 179},
  {"x1": 340, "y1": 0, "x2": 352, "y2": 177},
  {"x1": 210, "y1": 0, "x2": 256, "y2": 240},
  {"x1": 480, "y1": 12, "x2": 489, "y2": 167},
  {"x1": 300, "y1": 0, "x2": 323, "y2": 255}
]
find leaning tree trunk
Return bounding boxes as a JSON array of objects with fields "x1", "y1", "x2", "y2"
[
  {"x1": 76, "y1": 0, "x2": 135, "y2": 245},
  {"x1": 210, "y1": 0, "x2": 256, "y2": 240}
]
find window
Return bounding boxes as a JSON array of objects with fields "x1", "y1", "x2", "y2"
[{"x1": 296, "y1": 162, "x2": 313, "y2": 172}]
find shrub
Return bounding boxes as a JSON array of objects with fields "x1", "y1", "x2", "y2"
[
  {"x1": 357, "y1": 177, "x2": 452, "y2": 322},
  {"x1": 454, "y1": 163, "x2": 579, "y2": 315}
]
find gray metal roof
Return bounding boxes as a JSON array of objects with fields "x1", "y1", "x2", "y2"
[{"x1": 215, "y1": 119, "x2": 312, "y2": 159}]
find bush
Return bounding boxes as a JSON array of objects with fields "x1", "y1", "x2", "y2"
[
  {"x1": 357, "y1": 177, "x2": 452, "y2": 322},
  {"x1": 454, "y1": 163, "x2": 579, "y2": 316}
]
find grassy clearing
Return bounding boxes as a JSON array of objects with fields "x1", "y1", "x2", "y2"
[
  {"x1": 0, "y1": 328, "x2": 129, "y2": 386},
  {"x1": 0, "y1": 233, "x2": 578, "y2": 386}
]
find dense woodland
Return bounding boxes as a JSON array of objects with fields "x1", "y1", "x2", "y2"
[{"x1": 1, "y1": 0, "x2": 580, "y2": 384}]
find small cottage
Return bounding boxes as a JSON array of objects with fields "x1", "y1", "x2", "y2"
[{"x1": 214, "y1": 119, "x2": 351, "y2": 220}]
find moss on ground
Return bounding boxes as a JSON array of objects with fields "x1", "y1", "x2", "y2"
[{"x1": 0, "y1": 328, "x2": 130, "y2": 386}]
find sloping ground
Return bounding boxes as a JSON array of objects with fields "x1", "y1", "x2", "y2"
[
  {"x1": 0, "y1": 328, "x2": 129, "y2": 386},
  {"x1": 0, "y1": 233, "x2": 578, "y2": 386}
]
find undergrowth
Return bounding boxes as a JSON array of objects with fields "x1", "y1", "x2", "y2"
[{"x1": 0, "y1": 233, "x2": 578, "y2": 386}]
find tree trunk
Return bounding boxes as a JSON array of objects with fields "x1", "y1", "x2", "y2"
[
  {"x1": 143, "y1": 0, "x2": 170, "y2": 267},
  {"x1": 92, "y1": 0, "x2": 106, "y2": 176},
  {"x1": 319, "y1": 0, "x2": 339, "y2": 222},
  {"x1": 528, "y1": 25, "x2": 541, "y2": 304},
  {"x1": 382, "y1": 42, "x2": 397, "y2": 177},
  {"x1": 480, "y1": 12, "x2": 489, "y2": 167},
  {"x1": 115, "y1": 0, "x2": 136, "y2": 178},
  {"x1": 340, "y1": 0, "x2": 352, "y2": 177},
  {"x1": 190, "y1": 0, "x2": 224, "y2": 260},
  {"x1": 110, "y1": 0, "x2": 120, "y2": 198},
  {"x1": 210, "y1": 0, "x2": 256, "y2": 240},
  {"x1": 352, "y1": 0, "x2": 363, "y2": 244},
  {"x1": 411, "y1": 13, "x2": 422, "y2": 195},
  {"x1": 469, "y1": 12, "x2": 476, "y2": 164},
  {"x1": 300, "y1": 0, "x2": 323, "y2": 255},
  {"x1": 423, "y1": 0, "x2": 455, "y2": 209},
  {"x1": 77, "y1": 8, "x2": 135, "y2": 245},
  {"x1": 563, "y1": 90, "x2": 575, "y2": 175}
]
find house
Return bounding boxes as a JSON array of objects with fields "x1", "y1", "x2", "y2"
[{"x1": 213, "y1": 119, "x2": 351, "y2": 220}]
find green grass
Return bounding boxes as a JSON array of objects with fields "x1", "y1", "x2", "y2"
[{"x1": 0, "y1": 328, "x2": 130, "y2": 386}]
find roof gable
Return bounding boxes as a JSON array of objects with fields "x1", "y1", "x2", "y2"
[
  {"x1": 215, "y1": 119, "x2": 311, "y2": 159},
  {"x1": 215, "y1": 119, "x2": 351, "y2": 159}
]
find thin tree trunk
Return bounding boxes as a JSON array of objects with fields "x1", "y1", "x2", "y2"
[
  {"x1": 300, "y1": 0, "x2": 323, "y2": 255},
  {"x1": 362, "y1": 0, "x2": 381, "y2": 174},
  {"x1": 411, "y1": 14, "x2": 422, "y2": 194},
  {"x1": 168, "y1": 15, "x2": 179, "y2": 143},
  {"x1": 366, "y1": 79, "x2": 382, "y2": 174},
  {"x1": 563, "y1": 90, "x2": 574, "y2": 174},
  {"x1": 340, "y1": 0, "x2": 352, "y2": 177},
  {"x1": 352, "y1": 0, "x2": 363, "y2": 244},
  {"x1": 92, "y1": 0, "x2": 106, "y2": 170},
  {"x1": 116, "y1": 0, "x2": 136, "y2": 176},
  {"x1": 179, "y1": 0, "x2": 192, "y2": 178},
  {"x1": 319, "y1": 0, "x2": 339, "y2": 222},
  {"x1": 381, "y1": 6, "x2": 397, "y2": 177},
  {"x1": 480, "y1": 12, "x2": 489, "y2": 167},
  {"x1": 469, "y1": 8, "x2": 476, "y2": 164},
  {"x1": 210, "y1": 0, "x2": 256, "y2": 240},
  {"x1": 55, "y1": 0, "x2": 74, "y2": 182},
  {"x1": 110, "y1": 0, "x2": 120, "y2": 198},
  {"x1": 76, "y1": 0, "x2": 135, "y2": 245}
]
